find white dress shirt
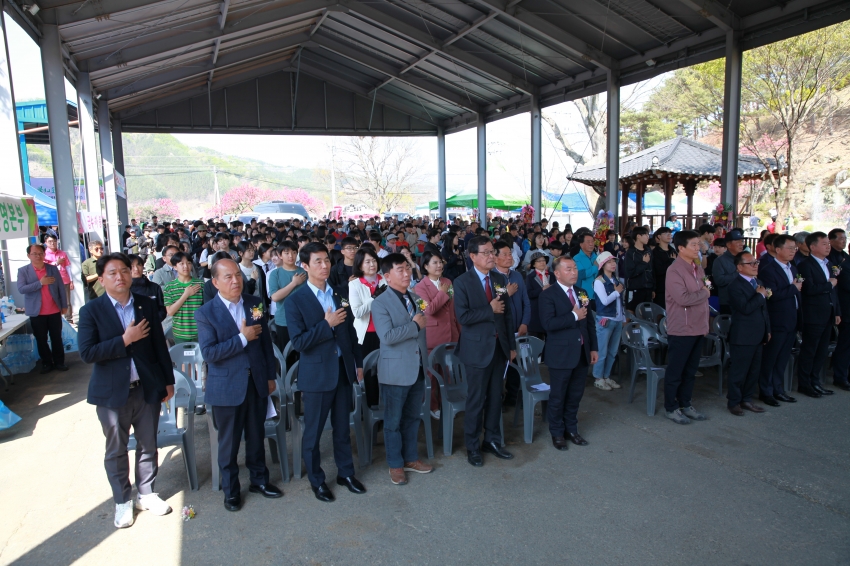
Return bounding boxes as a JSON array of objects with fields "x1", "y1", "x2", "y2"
[
  {"x1": 815, "y1": 256, "x2": 831, "y2": 280},
  {"x1": 556, "y1": 281, "x2": 580, "y2": 321},
  {"x1": 217, "y1": 293, "x2": 248, "y2": 347}
]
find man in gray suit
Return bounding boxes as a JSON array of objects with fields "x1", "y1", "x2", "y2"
[
  {"x1": 371, "y1": 253, "x2": 434, "y2": 485},
  {"x1": 17, "y1": 243, "x2": 68, "y2": 373}
]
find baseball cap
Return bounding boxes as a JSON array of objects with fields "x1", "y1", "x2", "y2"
[
  {"x1": 386, "y1": 234, "x2": 398, "y2": 241},
  {"x1": 726, "y1": 229, "x2": 744, "y2": 241}
]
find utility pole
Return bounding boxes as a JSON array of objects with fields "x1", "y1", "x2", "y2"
[{"x1": 213, "y1": 165, "x2": 220, "y2": 209}]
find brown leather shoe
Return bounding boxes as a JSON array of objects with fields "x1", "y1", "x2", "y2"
[
  {"x1": 729, "y1": 405, "x2": 745, "y2": 416},
  {"x1": 552, "y1": 436, "x2": 568, "y2": 451},
  {"x1": 403, "y1": 461, "x2": 433, "y2": 474},
  {"x1": 741, "y1": 402, "x2": 766, "y2": 413},
  {"x1": 389, "y1": 468, "x2": 407, "y2": 485}
]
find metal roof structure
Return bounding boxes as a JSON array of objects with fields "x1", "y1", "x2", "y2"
[
  {"x1": 568, "y1": 136, "x2": 781, "y2": 187},
  {"x1": 10, "y1": 0, "x2": 848, "y2": 136}
]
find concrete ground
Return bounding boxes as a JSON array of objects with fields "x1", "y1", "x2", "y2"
[{"x1": 1, "y1": 352, "x2": 849, "y2": 565}]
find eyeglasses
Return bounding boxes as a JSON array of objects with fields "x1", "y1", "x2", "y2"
[
  {"x1": 473, "y1": 250, "x2": 495, "y2": 256},
  {"x1": 741, "y1": 260, "x2": 760, "y2": 266}
]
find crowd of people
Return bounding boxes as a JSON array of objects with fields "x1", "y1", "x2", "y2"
[{"x1": 19, "y1": 211, "x2": 849, "y2": 529}]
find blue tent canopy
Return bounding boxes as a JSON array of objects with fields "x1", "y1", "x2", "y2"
[
  {"x1": 628, "y1": 192, "x2": 666, "y2": 211},
  {"x1": 26, "y1": 184, "x2": 57, "y2": 226},
  {"x1": 542, "y1": 190, "x2": 590, "y2": 213}
]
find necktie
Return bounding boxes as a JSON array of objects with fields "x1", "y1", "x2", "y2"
[
  {"x1": 404, "y1": 295, "x2": 416, "y2": 319},
  {"x1": 484, "y1": 275, "x2": 493, "y2": 302},
  {"x1": 751, "y1": 278, "x2": 758, "y2": 290}
]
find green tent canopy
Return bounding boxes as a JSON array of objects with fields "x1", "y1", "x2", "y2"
[{"x1": 429, "y1": 193, "x2": 530, "y2": 211}]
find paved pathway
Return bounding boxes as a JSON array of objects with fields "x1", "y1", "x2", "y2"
[{"x1": 1, "y1": 353, "x2": 848, "y2": 565}]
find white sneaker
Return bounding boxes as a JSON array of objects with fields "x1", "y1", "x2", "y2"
[
  {"x1": 430, "y1": 410, "x2": 441, "y2": 420},
  {"x1": 135, "y1": 493, "x2": 172, "y2": 516},
  {"x1": 594, "y1": 379, "x2": 612, "y2": 391},
  {"x1": 605, "y1": 378, "x2": 621, "y2": 389},
  {"x1": 114, "y1": 501, "x2": 135, "y2": 528}
]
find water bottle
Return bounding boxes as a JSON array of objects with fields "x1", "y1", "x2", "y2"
[{"x1": 7, "y1": 296, "x2": 15, "y2": 316}]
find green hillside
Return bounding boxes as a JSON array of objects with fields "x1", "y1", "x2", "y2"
[{"x1": 25, "y1": 132, "x2": 332, "y2": 217}]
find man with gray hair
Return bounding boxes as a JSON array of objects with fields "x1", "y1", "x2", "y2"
[{"x1": 793, "y1": 231, "x2": 810, "y2": 266}]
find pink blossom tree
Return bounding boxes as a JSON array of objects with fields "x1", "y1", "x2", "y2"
[
  {"x1": 130, "y1": 198, "x2": 181, "y2": 221},
  {"x1": 204, "y1": 183, "x2": 327, "y2": 217}
]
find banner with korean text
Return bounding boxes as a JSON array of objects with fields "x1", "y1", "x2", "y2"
[{"x1": 0, "y1": 194, "x2": 38, "y2": 241}]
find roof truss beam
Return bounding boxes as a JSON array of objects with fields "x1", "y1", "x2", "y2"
[
  {"x1": 79, "y1": 0, "x2": 336, "y2": 74},
  {"x1": 338, "y1": 0, "x2": 537, "y2": 95},
  {"x1": 467, "y1": 0, "x2": 617, "y2": 71},
  {"x1": 104, "y1": 32, "x2": 309, "y2": 101},
  {"x1": 674, "y1": 0, "x2": 741, "y2": 31},
  {"x1": 308, "y1": 34, "x2": 480, "y2": 112}
]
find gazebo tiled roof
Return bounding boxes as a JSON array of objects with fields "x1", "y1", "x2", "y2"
[{"x1": 567, "y1": 137, "x2": 781, "y2": 187}]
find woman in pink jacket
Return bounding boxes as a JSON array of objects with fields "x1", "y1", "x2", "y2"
[{"x1": 414, "y1": 250, "x2": 461, "y2": 419}]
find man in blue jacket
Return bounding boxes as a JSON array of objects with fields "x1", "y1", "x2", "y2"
[
  {"x1": 17, "y1": 243, "x2": 68, "y2": 373},
  {"x1": 286, "y1": 242, "x2": 366, "y2": 502},
  {"x1": 78, "y1": 253, "x2": 174, "y2": 529},
  {"x1": 195, "y1": 258, "x2": 281, "y2": 512}
]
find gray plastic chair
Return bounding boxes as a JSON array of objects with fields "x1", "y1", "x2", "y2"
[
  {"x1": 634, "y1": 302, "x2": 666, "y2": 324},
  {"x1": 129, "y1": 368, "x2": 198, "y2": 491},
  {"x1": 358, "y1": 350, "x2": 383, "y2": 465},
  {"x1": 699, "y1": 333, "x2": 724, "y2": 394},
  {"x1": 427, "y1": 343, "x2": 504, "y2": 456},
  {"x1": 207, "y1": 368, "x2": 291, "y2": 490},
  {"x1": 169, "y1": 342, "x2": 204, "y2": 406},
  {"x1": 622, "y1": 320, "x2": 665, "y2": 383},
  {"x1": 712, "y1": 314, "x2": 732, "y2": 367},
  {"x1": 784, "y1": 332, "x2": 802, "y2": 392},
  {"x1": 286, "y1": 361, "x2": 368, "y2": 479},
  {"x1": 511, "y1": 336, "x2": 548, "y2": 444},
  {"x1": 623, "y1": 322, "x2": 666, "y2": 416}
]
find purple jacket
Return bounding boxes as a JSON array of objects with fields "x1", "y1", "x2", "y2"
[{"x1": 664, "y1": 257, "x2": 710, "y2": 336}]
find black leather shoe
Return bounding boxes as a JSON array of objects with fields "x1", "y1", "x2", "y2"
[
  {"x1": 741, "y1": 402, "x2": 765, "y2": 413},
  {"x1": 798, "y1": 387, "x2": 822, "y2": 398},
  {"x1": 194, "y1": 406, "x2": 207, "y2": 415},
  {"x1": 481, "y1": 440, "x2": 514, "y2": 459},
  {"x1": 552, "y1": 436, "x2": 568, "y2": 451},
  {"x1": 311, "y1": 482, "x2": 335, "y2": 502},
  {"x1": 759, "y1": 395, "x2": 780, "y2": 407},
  {"x1": 775, "y1": 393, "x2": 797, "y2": 403},
  {"x1": 224, "y1": 494, "x2": 242, "y2": 512},
  {"x1": 249, "y1": 483, "x2": 283, "y2": 498},
  {"x1": 568, "y1": 432, "x2": 589, "y2": 446},
  {"x1": 55, "y1": 364, "x2": 69, "y2": 371},
  {"x1": 834, "y1": 382, "x2": 850, "y2": 391},
  {"x1": 40, "y1": 364, "x2": 54, "y2": 374},
  {"x1": 336, "y1": 476, "x2": 366, "y2": 494},
  {"x1": 467, "y1": 450, "x2": 483, "y2": 467},
  {"x1": 813, "y1": 384, "x2": 834, "y2": 396}
]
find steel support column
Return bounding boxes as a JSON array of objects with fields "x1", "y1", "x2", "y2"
[
  {"x1": 437, "y1": 126, "x2": 447, "y2": 219},
  {"x1": 77, "y1": 72, "x2": 104, "y2": 243},
  {"x1": 0, "y1": 12, "x2": 28, "y2": 302},
  {"x1": 112, "y1": 120, "x2": 129, "y2": 228},
  {"x1": 98, "y1": 101, "x2": 120, "y2": 252},
  {"x1": 41, "y1": 25, "x2": 84, "y2": 311},
  {"x1": 477, "y1": 115, "x2": 487, "y2": 222},
  {"x1": 720, "y1": 31, "x2": 742, "y2": 215},
  {"x1": 530, "y1": 94, "x2": 541, "y2": 222},
  {"x1": 606, "y1": 72, "x2": 620, "y2": 217}
]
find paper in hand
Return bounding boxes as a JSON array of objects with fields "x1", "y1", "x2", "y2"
[{"x1": 266, "y1": 397, "x2": 277, "y2": 419}]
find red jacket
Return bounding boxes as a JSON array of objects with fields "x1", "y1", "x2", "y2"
[
  {"x1": 664, "y1": 257, "x2": 711, "y2": 336},
  {"x1": 414, "y1": 276, "x2": 461, "y2": 352}
]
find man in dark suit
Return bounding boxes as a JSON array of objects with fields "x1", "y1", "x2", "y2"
[
  {"x1": 539, "y1": 257, "x2": 598, "y2": 449},
  {"x1": 796, "y1": 232, "x2": 842, "y2": 397},
  {"x1": 195, "y1": 258, "x2": 282, "y2": 512},
  {"x1": 286, "y1": 242, "x2": 366, "y2": 502},
  {"x1": 726, "y1": 253, "x2": 770, "y2": 415},
  {"x1": 453, "y1": 236, "x2": 516, "y2": 467},
  {"x1": 833, "y1": 258, "x2": 850, "y2": 391},
  {"x1": 78, "y1": 253, "x2": 175, "y2": 529},
  {"x1": 757, "y1": 235, "x2": 801, "y2": 405}
]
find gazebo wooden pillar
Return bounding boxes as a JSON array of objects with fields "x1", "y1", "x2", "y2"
[
  {"x1": 683, "y1": 179, "x2": 697, "y2": 229},
  {"x1": 620, "y1": 181, "x2": 628, "y2": 233},
  {"x1": 664, "y1": 176, "x2": 675, "y2": 221},
  {"x1": 636, "y1": 180, "x2": 644, "y2": 226}
]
